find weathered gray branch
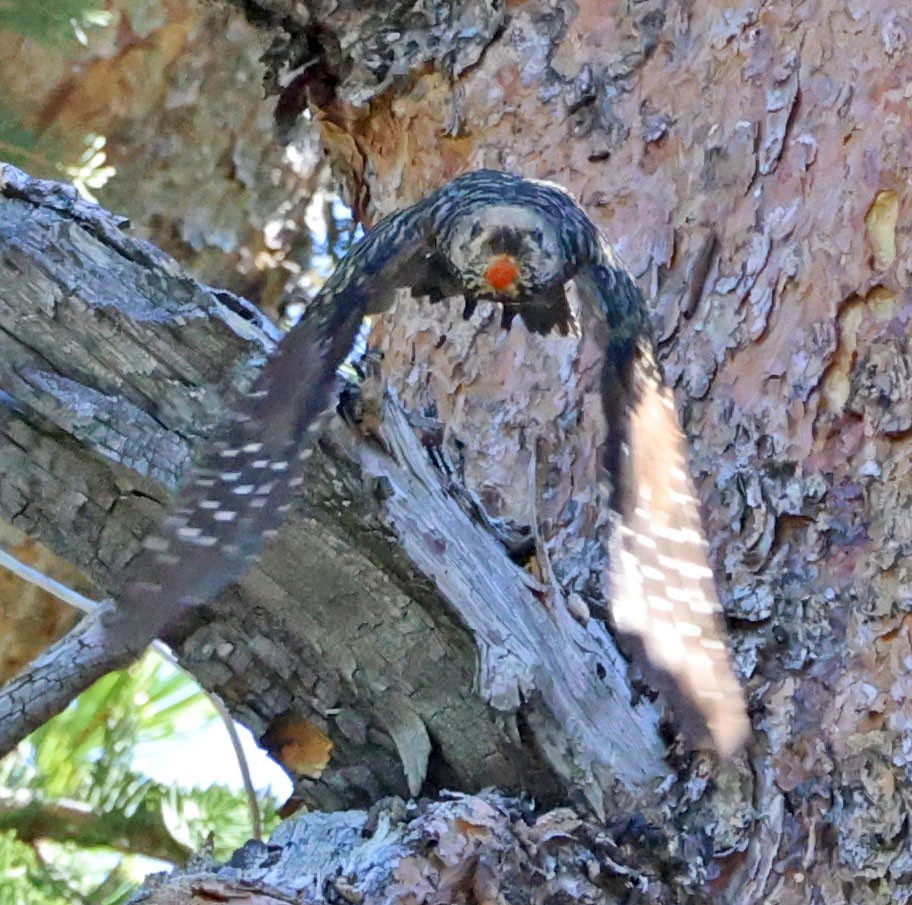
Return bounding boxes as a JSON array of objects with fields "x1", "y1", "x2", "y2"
[
  {"x1": 137, "y1": 792, "x2": 679, "y2": 904},
  {"x1": 0, "y1": 164, "x2": 670, "y2": 818},
  {"x1": 0, "y1": 606, "x2": 134, "y2": 746}
]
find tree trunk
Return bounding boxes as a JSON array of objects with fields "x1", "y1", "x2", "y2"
[
  {"x1": 3, "y1": 0, "x2": 911, "y2": 901},
  {"x1": 0, "y1": 0, "x2": 325, "y2": 303}
]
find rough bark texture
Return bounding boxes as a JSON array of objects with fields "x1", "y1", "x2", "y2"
[
  {"x1": 137, "y1": 792, "x2": 704, "y2": 905},
  {"x1": 5, "y1": 0, "x2": 912, "y2": 901}
]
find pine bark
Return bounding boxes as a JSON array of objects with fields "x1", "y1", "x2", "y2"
[{"x1": 3, "y1": 0, "x2": 911, "y2": 901}]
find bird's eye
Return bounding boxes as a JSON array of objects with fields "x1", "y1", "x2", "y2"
[
  {"x1": 530, "y1": 229, "x2": 544, "y2": 245},
  {"x1": 469, "y1": 221, "x2": 484, "y2": 241}
]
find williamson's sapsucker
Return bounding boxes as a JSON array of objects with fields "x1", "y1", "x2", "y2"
[{"x1": 118, "y1": 170, "x2": 750, "y2": 757}]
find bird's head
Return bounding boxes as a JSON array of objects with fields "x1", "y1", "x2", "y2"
[{"x1": 441, "y1": 204, "x2": 566, "y2": 302}]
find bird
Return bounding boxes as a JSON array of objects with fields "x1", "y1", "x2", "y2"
[{"x1": 113, "y1": 169, "x2": 750, "y2": 757}]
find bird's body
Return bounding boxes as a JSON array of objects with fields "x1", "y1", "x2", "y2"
[{"x1": 115, "y1": 170, "x2": 749, "y2": 757}]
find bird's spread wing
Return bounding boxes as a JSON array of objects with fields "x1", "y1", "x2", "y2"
[
  {"x1": 112, "y1": 169, "x2": 748, "y2": 759},
  {"x1": 112, "y1": 203, "x2": 435, "y2": 647},
  {"x1": 577, "y1": 260, "x2": 750, "y2": 757}
]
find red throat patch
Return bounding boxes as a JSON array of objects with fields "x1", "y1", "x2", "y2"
[{"x1": 484, "y1": 255, "x2": 520, "y2": 292}]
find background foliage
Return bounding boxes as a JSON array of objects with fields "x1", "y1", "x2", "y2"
[{"x1": 0, "y1": 651, "x2": 280, "y2": 905}]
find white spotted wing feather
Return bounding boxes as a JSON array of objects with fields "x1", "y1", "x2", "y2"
[{"x1": 610, "y1": 348, "x2": 750, "y2": 756}]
